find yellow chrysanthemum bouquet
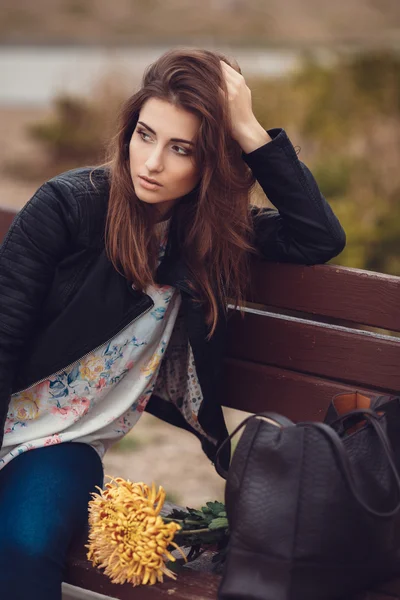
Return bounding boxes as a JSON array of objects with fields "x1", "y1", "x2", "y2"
[{"x1": 86, "y1": 476, "x2": 229, "y2": 587}]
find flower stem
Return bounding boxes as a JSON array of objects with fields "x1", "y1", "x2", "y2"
[
  {"x1": 176, "y1": 528, "x2": 216, "y2": 535},
  {"x1": 163, "y1": 517, "x2": 205, "y2": 526}
]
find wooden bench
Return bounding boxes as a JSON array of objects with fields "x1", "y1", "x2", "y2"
[{"x1": 1, "y1": 207, "x2": 400, "y2": 600}]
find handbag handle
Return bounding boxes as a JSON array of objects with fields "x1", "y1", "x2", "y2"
[
  {"x1": 306, "y1": 409, "x2": 400, "y2": 517},
  {"x1": 215, "y1": 411, "x2": 292, "y2": 479},
  {"x1": 215, "y1": 409, "x2": 400, "y2": 517}
]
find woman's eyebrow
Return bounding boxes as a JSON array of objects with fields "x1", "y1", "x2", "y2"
[{"x1": 137, "y1": 121, "x2": 194, "y2": 146}]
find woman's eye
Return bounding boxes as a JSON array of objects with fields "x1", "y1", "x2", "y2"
[
  {"x1": 172, "y1": 145, "x2": 189, "y2": 156},
  {"x1": 136, "y1": 130, "x2": 189, "y2": 155},
  {"x1": 137, "y1": 130, "x2": 151, "y2": 142}
]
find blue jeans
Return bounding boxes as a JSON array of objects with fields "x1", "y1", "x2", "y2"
[{"x1": 0, "y1": 442, "x2": 104, "y2": 600}]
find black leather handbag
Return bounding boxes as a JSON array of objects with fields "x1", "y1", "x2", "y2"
[{"x1": 215, "y1": 408, "x2": 400, "y2": 600}]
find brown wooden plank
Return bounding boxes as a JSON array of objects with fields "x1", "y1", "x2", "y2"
[
  {"x1": 65, "y1": 553, "x2": 400, "y2": 600},
  {"x1": 248, "y1": 260, "x2": 400, "y2": 333},
  {"x1": 65, "y1": 538, "x2": 220, "y2": 600},
  {"x1": 221, "y1": 359, "x2": 389, "y2": 420},
  {"x1": 65, "y1": 557, "x2": 220, "y2": 599},
  {"x1": 0, "y1": 208, "x2": 16, "y2": 243},
  {"x1": 65, "y1": 528, "x2": 400, "y2": 600},
  {"x1": 226, "y1": 309, "x2": 400, "y2": 393},
  {"x1": 65, "y1": 508, "x2": 220, "y2": 598}
]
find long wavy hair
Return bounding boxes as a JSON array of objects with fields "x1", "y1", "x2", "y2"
[{"x1": 105, "y1": 48, "x2": 257, "y2": 337}]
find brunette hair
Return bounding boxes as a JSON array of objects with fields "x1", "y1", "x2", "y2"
[{"x1": 105, "y1": 48, "x2": 256, "y2": 337}]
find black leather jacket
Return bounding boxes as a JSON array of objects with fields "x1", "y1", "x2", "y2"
[{"x1": 0, "y1": 128, "x2": 346, "y2": 469}]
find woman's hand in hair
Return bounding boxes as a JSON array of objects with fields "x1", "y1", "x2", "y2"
[{"x1": 220, "y1": 60, "x2": 272, "y2": 154}]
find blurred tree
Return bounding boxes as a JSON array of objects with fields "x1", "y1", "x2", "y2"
[
  {"x1": 29, "y1": 96, "x2": 105, "y2": 165},
  {"x1": 9, "y1": 77, "x2": 127, "y2": 179},
  {"x1": 250, "y1": 51, "x2": 400, "y2": 275}
]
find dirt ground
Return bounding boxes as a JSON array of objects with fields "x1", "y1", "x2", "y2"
[
  {"x1": 102, "y1": 409, "x2": 247, "y2": 508},
  {"x1": 0, "y1": 105, "x2": 250, "y2": 508}
]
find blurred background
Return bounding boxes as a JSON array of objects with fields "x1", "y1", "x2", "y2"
[{"x1": 1, "y1": 0, "x2": 400, "y2": 508}]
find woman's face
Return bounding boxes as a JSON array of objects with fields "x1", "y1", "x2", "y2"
[{"x1": 129, "y1": 97, "x2": 201, "y2": 219}]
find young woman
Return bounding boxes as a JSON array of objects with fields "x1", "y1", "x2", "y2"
[{"x1": 0, "y1": 48, "x2": 345, "y2": 598}]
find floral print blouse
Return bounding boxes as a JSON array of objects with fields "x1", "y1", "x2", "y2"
[{"x1": 0, "y1": 219, "x2": 209, "y2": 470}]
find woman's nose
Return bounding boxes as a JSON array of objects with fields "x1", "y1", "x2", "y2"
[{"x1": 145, "y1": 148, "x2": 164, "y2": 172}]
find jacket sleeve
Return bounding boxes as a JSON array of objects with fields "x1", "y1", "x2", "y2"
[
  {"x1": 0, "y1": 178, "x2": 80, "y2": 433},
  {"x1": 244, "y1": 128, "x2": 346, "y2": 264}
]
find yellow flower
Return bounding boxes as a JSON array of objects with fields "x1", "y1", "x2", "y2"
[{"x1": 86, "y1": 476, "x2": 186, "y2": 586}]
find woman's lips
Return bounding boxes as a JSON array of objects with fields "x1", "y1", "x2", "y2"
[{"x1": 138, "y1": 176, "x2": 162, "y2": 190}]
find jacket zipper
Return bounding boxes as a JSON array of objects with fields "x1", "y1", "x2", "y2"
[{"x1": 13, "y1": 303, "x2": 154, "y2": 395}]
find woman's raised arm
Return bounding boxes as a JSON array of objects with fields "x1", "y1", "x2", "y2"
[
  {"x1": 220, "y1": 60, "x2": 346, "y2": 265},
  {"x1": 244, "y1": 128, "x2": 346, "y2": 265}
]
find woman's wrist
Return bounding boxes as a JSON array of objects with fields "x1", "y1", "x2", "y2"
[{"x1": 234, "y1": 119, "x2": 272, "y2": 154}]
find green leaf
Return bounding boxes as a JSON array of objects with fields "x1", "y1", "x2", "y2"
[
  {"x1": 201, "y1": 506, "x2": 213, "y2": 514},
  {"x1": 208, "y1": 517, "x2": 229, "y2": 530},
  {"x1": 165, "y1": 508, "x2": 190, "y2": 520},
  {"x1": 217, "y1": 511, "x2": 227, "y2": 517},
  {"x1": 188, "y1": 509, "x2": 207, "y2": 519},
  {"x1": 205, "y1": 501, "x2": 226, "y2": 516}
]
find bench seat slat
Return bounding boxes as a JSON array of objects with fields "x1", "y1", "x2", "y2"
[
  {"x1": 226, "y1": 310, "x2": 400, "y2": 393},
  {"x1": 249, "y1": 261, "x2": 400, "y2": 333},
  {"x1": 65, "y1": 551, "x2": 400, "y2": 600},
  {"x1": 222, "y1": 359, "x2": 383, "y2": 420},
  {"x1": 65, "y1": 557, "x2": 220, "y2": 600}
]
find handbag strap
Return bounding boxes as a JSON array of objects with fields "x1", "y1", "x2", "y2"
[
  {"x1": 305, "y1": 409, "x2": 400, "y2": 517},
  {"x1": 215, "y1": 412, "x2": 293, "y2": 479},
  {"x1": 215, "y1": 409, "x2": 400, "y2": 517}
]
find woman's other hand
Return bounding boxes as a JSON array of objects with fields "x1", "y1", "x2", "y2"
[{"x1": 220, "y1": 60, "x2": 272, "y2": 153}]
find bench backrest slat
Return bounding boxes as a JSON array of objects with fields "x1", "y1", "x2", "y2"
[
  {"x1": 226, "y1": 309, "x2": 400, "y2": 393},
  {"x1": 224, "y1": 259, "x2": 400, "y2": 418},
  {"x1": 249, "y1": 260, "x2": 400, "y2": 333},
  {"x1": 222, "y1": 360, "x2": 388, "y2": 420}
]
